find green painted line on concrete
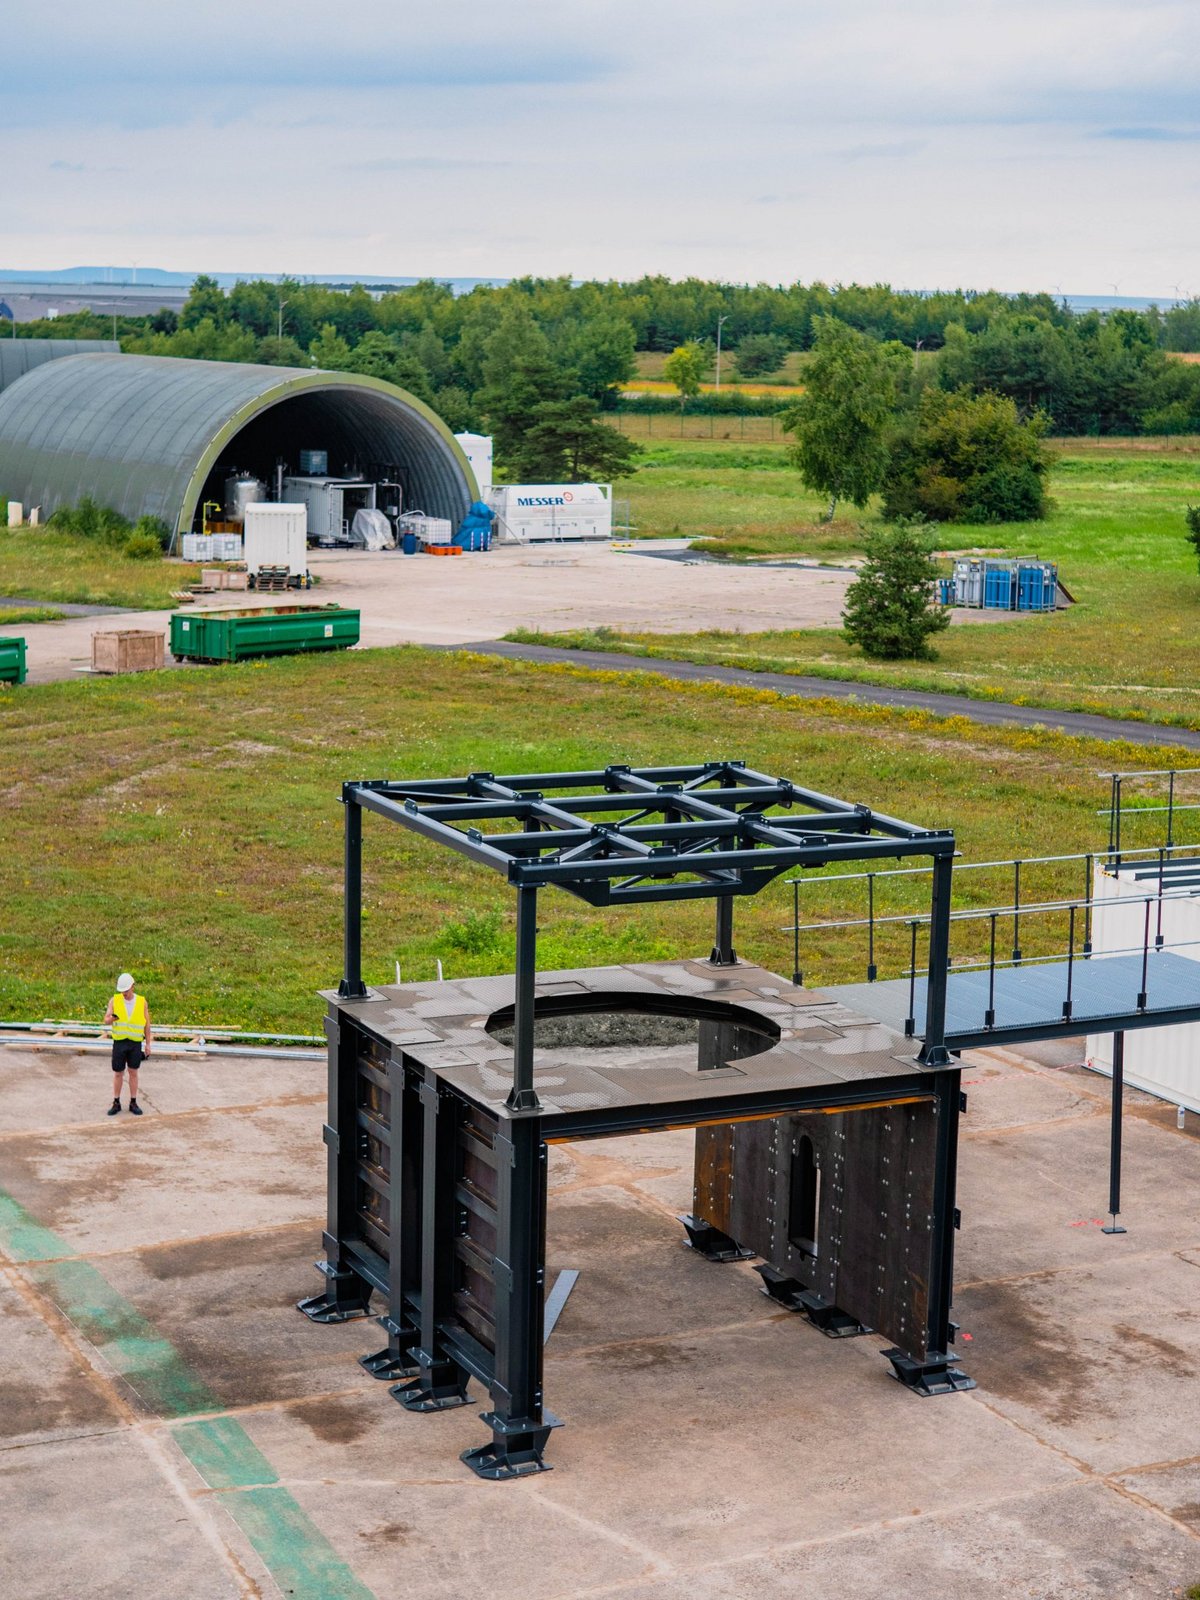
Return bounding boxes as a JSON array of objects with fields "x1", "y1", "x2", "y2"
[
  {"x1": 0, "y1": 1189, "x2": 75, "y2": 1264},
  {"x1": 172, "y1": 1419, "x2": 377, "y2": 1600},
  {"x1": 1, "y1": 1187, "x2": 379, "y2": 1600}
]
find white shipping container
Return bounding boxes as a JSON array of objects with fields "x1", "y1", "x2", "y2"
[
  {"x1": 1086, "y1": 861, "x2": 1200, "y2": 1114},
  {"x1": 487, "y1": 483, "x2": 612, "y2": 544},
  {"x1": 243, "y1": 503, "x2": 308, "y2": 577}
]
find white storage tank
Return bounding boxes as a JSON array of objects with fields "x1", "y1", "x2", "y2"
[
  {"x1": 454, "y1": 432, "x2": 493, "y2": 495},
  {"x1": 243, "y1": 503, "x2": 308, "y2": 577},
  {"x1": 1086, "y1": 858, "x2": 1200, "y2": 1114},
  {"x1": 486, "y1": 483, "x2": 612, "y2": 544}
]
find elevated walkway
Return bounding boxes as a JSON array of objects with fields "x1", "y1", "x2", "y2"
[{"x1": 833, "y1": 950, "x2": 1200, "y2": 1052}]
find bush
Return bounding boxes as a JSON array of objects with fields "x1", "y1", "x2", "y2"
[
  {"x1": 883, "y1": 388, "x2": 1049, "y2": 524},
  {"x1": 133, "y1": 514, "x2": 171, "y2": 551},
  {"x1": 842, "y1": 519, "x2": 950, "y2": 661},
  {"x1": 48, "y1": 495, "x2": 132, "y2": 545},
  {"x1": 123, "y1": 531, "x2": 163, "y2": 560},
  {"x1": 962, "y1": 463, "x2": 1047, "y2": 523},
  {"x1": 1186, "y1": 506, "x2": 1200, "y2": 573},
  {"x1": 1142, "y1": 400, "x2": 1199, "y2": 436},
  {"x1": 734, "y1": 332, "x2": 789, "y2": 379}
]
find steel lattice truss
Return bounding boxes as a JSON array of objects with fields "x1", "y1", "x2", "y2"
[{"x1": 348, "y1": 761, "x2": 953, "y2": 906}]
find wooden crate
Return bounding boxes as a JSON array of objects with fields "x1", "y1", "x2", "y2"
[
  {"x1": 200, "y1": 568, "x2": 249, "y2": 591},
  {"x1": 91, "y1": 630, "x2": 165, "y2": 675}
]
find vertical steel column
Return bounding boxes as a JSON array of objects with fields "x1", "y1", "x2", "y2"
[
  {"x1": 338, "y1": 785, "x2": 368, "y2": 1000},
  {"x1": 918, "y1": 852, "x2": 954, "y2": 1066},
  {"x1": 463, "y1": 1115, "x2": 560, "y2": 1478},
  {"x1": 508, "y1": 886, "x2": 541, "y2": 1113},
  {"x1": 361, "y1": 1053, "x2": 422, "y2": 1381},
  {"x1": 1102, "y1": 1031, "x2": 1128, "y2": 1235},
  {"x1": 393, "y1": 1079, "x2": 472, "y2": 1410},
  {"x1": 710, "y1": 894, "x2": 737, "y2": 965},
  {"x1": 926, "y1": 1067, "x2": 963, "y2": 1356},
  {"x1": 296, "y1": 1012, "x2": 372, "y2": 1322}
]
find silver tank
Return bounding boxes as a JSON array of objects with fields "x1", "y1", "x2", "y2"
[{"x1": 224, "y1": 472, "x2": 266, "y2": 522}]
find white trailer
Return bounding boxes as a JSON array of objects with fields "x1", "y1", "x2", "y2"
[
  {"x1": 487, "y1": 483, "x2": 612, "y2": 544},
  {"x1": 243, "y1": 503, "x2": 308, "y2": 577},
  {"x1": 1086, "y1": 860, "x2": 1200, "y2": 1113}
]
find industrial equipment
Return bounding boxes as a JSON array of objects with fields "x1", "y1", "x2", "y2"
[
  {"x1": 946, "y1": 557, "x2": 1063, "y2": 612},
  {"x1": 223, "y1": 470, "x2": 266, "y2": 524},
  {"x1": 454, "y1": 431, "x2": 493, "y2": 495},
  {"x1": 487, "y1": 483, "x2": 613, "y2": 543},
  {"x1": 284, "y1": 475, "x2": 377, "y2": 546},
  {"x1": 302, "y1": 762, "x2": 970, "y2": 1479}
]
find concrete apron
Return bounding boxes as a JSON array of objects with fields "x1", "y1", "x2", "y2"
[
  {"x1": 0, "y1": 1187, "x2": 375, "y2": 1600},
  {"x1": 4, "y1": 1042, "x2": 1200, "y2": 1598}
]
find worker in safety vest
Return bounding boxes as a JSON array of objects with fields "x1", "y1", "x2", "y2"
[{"x1": 104, "y1": 973, "x2": 152, "y2": 1117}]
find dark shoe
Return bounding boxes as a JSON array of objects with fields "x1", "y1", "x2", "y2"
[
  {"x1": 107, "y1": 1099, "x2": 121, "y2": 1116},
  {"x1": 129, "y1": 1100, "x2": 143, "y2": 1116}
]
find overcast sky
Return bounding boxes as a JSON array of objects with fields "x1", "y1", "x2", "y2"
[{"x1": 4, "y1": 0, "x2": 1198, "y2": 294}]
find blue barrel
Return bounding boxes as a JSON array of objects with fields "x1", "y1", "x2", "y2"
[{"x1": 402, "y1": 531, "x2": 417, "y2": 555}]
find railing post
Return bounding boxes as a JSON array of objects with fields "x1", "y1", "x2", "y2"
[
  {"x1": 867, "y1": 872, "x2": 877, "y2": 982},
  {"x1": 1102, "y1": 1032, "x2": 1128, "y2": 1235},
  {"x1": 1011, "y1": 859, "x2": 1022, "y2": 965},
  {"x1": 1156, "y1": 848, "x2": 1165, "y2": 948},
  {"x1": 1167, "y1": 770, "x2": 1176, "y2": 850},
  {"x1": 507, "y1": 886, "x2": 541, "y2": 1113},
  {"x1": 1138, "y1": 897, "x2": 1151, "y2": 1011},
  {"x1": 338, "y1": 784, "x2": 368, "y2": 1000},
  {"x1": 985, "y1": 913, "x2": 997, "y2": 1028},
  {"x1": 791, "y1": 879, "x2": 801, "y2": 987},
  {"x1": 1062, "y1": 905, "x2": 1075, "y2": 1020},
  {"x1": 905, "y1": 920, "x2": 918, "y2": 1038},
  {"x1": 1114, "y1": 775, "x2": 1123, "y2": 869},
  {"x1": 1083, "y1": 852, "x2": 1093, "y2": 956}
]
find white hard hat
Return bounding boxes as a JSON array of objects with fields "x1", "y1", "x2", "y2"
[{"x1": 117, "y1": 973, "x2": 135, "y2": 991}]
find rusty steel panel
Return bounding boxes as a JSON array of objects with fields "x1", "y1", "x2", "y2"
[{"x1": 722, "y1": 1100, "x2": 937, "y2": 1362}]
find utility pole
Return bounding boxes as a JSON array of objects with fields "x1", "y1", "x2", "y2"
[
  {"x1": 715, "y1": 314, "x2": 728, "y2": 391},
  {"x1": 278, "y1": 298, "x2": 289, "y2": 339}
]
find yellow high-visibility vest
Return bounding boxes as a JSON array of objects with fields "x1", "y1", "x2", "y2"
[{"x1": 111, "y1": 993, "x2": 147, "y2": 1042}]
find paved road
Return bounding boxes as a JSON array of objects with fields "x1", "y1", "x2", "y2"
[{"x1": 463, "y1": 639, "x2": 1200, "y2": 751}]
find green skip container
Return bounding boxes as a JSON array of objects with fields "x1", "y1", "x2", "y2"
[
  {"x1": 170, "y1": 604, "x2": 360, "y2": 664},
  {"x1": 0, "y1": 635, "x2": 27, "y2": 685}
]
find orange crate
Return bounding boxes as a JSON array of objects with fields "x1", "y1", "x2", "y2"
[{"x1": 425, "y1": 544, "x2": 462, "y2": 556}]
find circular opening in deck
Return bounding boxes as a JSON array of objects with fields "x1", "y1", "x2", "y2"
[{"x1": 484, "y1": 992, "x2": 781, "y2": 1065}]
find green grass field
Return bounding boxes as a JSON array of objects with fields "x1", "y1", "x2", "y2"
[
  {"x1": 0, "y1": 530, "x2": 200, "y2": 609},
  {"x1": 535, "y1": 435, "x2": 1200, "y2": 729},
  {"x1": 0, "y1": 605, "x2": 65, "y2": 625},
  {"x1": 0, "y1": 645, "x2": 1190, "y2": 1031}
]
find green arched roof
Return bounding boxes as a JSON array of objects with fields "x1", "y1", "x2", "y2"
[{"x1": 0, "y1": 353, "x2": 475, "y2": 532}]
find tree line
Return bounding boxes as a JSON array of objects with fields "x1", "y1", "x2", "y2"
[{"x1": 10, "y1": 274, "x2": 1200, "y2": 452}]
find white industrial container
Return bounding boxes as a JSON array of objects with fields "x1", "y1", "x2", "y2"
[
  {"x1": 454, "y1": 432, "x2": 493, "y2": 495},
  {"x1": 181, "y1": 534, "x2": 215, "y2": 561},
  {"x1": 243, "y1": 503, "x2": 308, "y2": 577},
  {"x1": 211, "y1": 534, "x2": 244, "y2": 561},
  {"x1": 486, "y1": 483, "x2": 612, "y2": 544},
  {"x1": 397, "y1": 513, "x2": 452, "y2": 546},
  {"x1": 283, "y1": 476, "x2": 377, "y2": 545},
  {"x1": 1086, "y1": 860, "x2": 1200, "y2": 1114}
]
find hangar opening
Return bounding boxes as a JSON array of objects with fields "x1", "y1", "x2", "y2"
[{"x1": 0, "y1": 350, "x2": 475, "y2": 545}]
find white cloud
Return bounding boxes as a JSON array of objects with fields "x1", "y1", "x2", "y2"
[{"x1": 2, "y1": 0, "x2": 1198, "y2": 291}]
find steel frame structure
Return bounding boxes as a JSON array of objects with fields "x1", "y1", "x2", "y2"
[{"x1": 300, "y1": 762, "x2": 965, "y2": 1478}]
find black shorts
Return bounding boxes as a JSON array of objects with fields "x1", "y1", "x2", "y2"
[{"x1": 111, "y1": 1039, "x2": 143, "y2": 1073}]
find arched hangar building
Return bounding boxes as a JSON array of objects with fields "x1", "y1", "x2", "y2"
[{"x1": 0, "y1": 345, "x2": 475, "y2": 537}]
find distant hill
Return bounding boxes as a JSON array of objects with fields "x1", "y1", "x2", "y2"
[{"x1": 0, "y1": 267, "x2": 509, "y2": 292}]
